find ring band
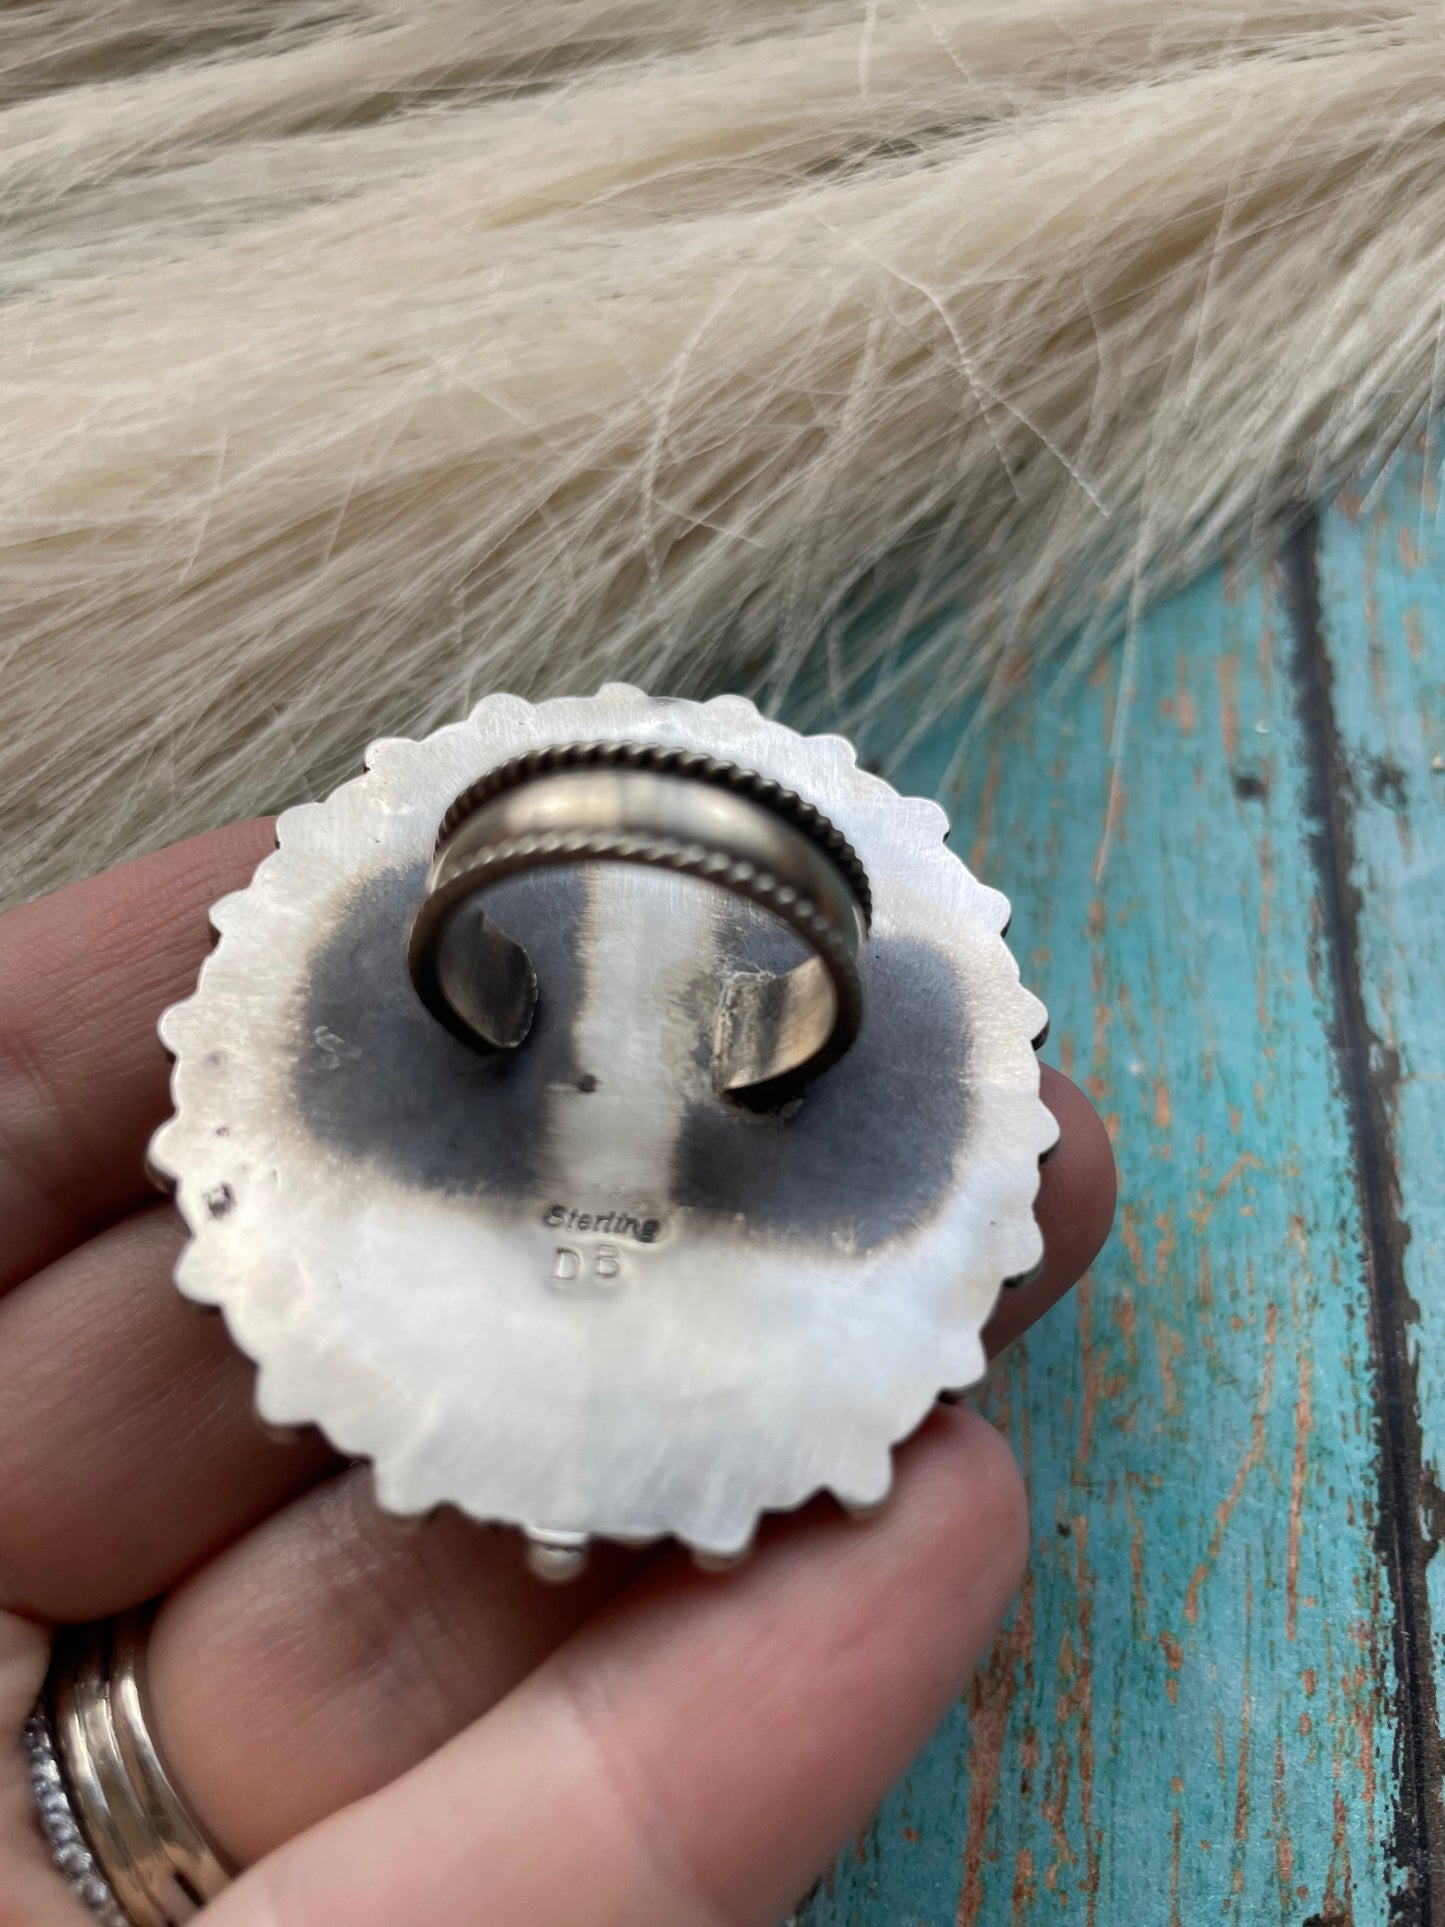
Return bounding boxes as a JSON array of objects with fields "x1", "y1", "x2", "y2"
[
  {"x1": 408, "y1": 741, "x2": 872, "y2": 1104},
  {"x1": 31, "y1": 1613, "x2": 232, "y2": 1927}
]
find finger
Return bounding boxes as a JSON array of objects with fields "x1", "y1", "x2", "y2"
[
  {"x1": 983, "y1": 1062, "x2": 1116, "y2": 1355},
  {"x1": 208, "y1": 1405, "x2": 1024, "y2": 1927},
  {"x1": 146, "y1": 1466, "x2": 646, "y2": 1867},
  {"x1": 0, "y1": 1206, "x2": 337, "y2": 1623},
  {"x1": 0, "y1": 819, "x2": 275, "y2": 1292},
  {"x1": 126, "y1": 1067, "x2": 1108, "y2": 1866}
]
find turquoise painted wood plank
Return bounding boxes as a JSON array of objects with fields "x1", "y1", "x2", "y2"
[
  {"x1": 795, "y1": 518, "x2": 1422, "y2": 1922},
  {"x1": 1315, "y1": 439, "x2": 1445, "y2": 1890}
]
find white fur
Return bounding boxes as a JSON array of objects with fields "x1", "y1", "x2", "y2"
[{"x1": 1, "y1": 0, "x2": 1439, "y2": 897}]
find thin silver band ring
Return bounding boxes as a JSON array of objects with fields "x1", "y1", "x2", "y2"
[
  {"x1": 408, "y1": 742, "x2": 871, "y2": 1105},
  {"x1": 30, "y1": 1613, "x2": 232, "y2": 1927}
]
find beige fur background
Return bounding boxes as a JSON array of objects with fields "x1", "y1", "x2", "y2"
[{"x1": 3, "y1": 0, "x2": 1443, "y2": 901}]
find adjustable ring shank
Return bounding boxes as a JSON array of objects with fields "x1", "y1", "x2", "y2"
[{"x1": 408, "y1": 750, "x2": 870, "y2": 1102}]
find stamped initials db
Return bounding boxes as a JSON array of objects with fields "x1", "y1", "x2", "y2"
[{"x1": 552, "y1": 1244, "x2": 622, "y2": 1287}]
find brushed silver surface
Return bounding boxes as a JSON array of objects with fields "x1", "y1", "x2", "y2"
[{"x1": 150, "y1": 688, "x2": 1056, "y2": 1562}]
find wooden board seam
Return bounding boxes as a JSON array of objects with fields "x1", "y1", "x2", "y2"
[{"x1": 1284, "y1": 515, "x2": 1445, "y2": 1923}]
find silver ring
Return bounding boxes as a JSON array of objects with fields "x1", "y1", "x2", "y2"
[
  {"x1": 30, "y1": 1613, "x2": 232, "y2": 1927},
  {"x1": 407, "y1": 740, "x2": 872, "y2": 1104}
]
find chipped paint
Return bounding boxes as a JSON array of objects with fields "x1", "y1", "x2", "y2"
[{"x1": 803, "y1": 462, "x2": 1443, "y2": 1924}]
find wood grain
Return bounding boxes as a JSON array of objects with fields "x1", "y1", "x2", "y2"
[{"x1": 797, "y1": 442, "x2": 1445, "y2": 1924}]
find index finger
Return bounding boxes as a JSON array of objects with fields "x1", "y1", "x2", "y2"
[{"x1": 0, "y1": 820, "x2": 275, "y2": 1291}]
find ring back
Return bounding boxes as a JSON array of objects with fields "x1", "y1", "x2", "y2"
[{"x1": 150, "y1": 688, "x2": 1056, "y2": 1572}]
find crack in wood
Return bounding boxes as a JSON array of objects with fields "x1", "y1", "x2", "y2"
[{"x1": 1284, "y1": 515, "x2": 1445, "y2": 1926}]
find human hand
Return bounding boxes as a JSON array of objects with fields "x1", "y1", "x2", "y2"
[{"x1": 0, "y1": 823, "x2": 1114, "y2": 1927}]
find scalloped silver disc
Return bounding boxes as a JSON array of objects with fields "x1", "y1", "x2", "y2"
[{"x1": 149, "y1": 688, "x2": 1056, "y2": 1564}]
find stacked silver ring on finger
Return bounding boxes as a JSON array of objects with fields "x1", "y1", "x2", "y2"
[{"x1": 26, "y1": 1614, "x2": 232, "y2": 1927}]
